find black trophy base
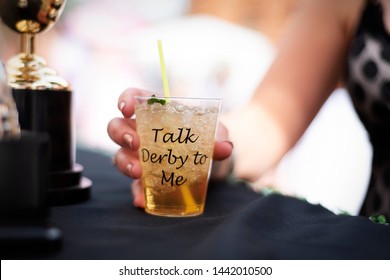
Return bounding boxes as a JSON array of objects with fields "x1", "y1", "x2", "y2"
[
  {"x1": 48, "y1": 164, "x2": 92, "y2": 206},
  {"x1": 0, "y1": 131, "x2": 49, "y2": 219},
  {"x1": 12, "y1": 88, "x2": 93, "y2": 206}
]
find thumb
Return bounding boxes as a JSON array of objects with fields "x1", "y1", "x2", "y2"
[{"x1": 213, "y1": 122, "x2": 233, "y2": 161}]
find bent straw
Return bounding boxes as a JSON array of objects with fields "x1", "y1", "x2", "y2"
[{"x1": 157, "y1": 39, "x2": 171, "y2": 102}]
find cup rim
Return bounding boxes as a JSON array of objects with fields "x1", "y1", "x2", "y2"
[{"x1": 133, "y1": 95, "x2": 222, "y2": 101}]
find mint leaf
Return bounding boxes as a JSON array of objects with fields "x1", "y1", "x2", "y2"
[
  {"x1": 147, "y1": 95, "x2": 166, "y2": 105},
  {"x1": 369, "y1": 214, "x2": 389, "y2": 225}
]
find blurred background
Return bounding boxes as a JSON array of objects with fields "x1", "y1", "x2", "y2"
[{"x1": 0, "y1": 0, "x2": 372, "y2": 215}]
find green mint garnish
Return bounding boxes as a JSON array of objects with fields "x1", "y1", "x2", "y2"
[
  {"x1": 147, "y1": 95, "x2": 166, "y2": 105},
  {"x1": 369, "y1": 214, "x2": 389, "y2": 225}
]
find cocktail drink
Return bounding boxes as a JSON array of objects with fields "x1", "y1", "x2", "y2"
[{"x1": 134, "y1": 96, "x2": 221, "y2": 217}]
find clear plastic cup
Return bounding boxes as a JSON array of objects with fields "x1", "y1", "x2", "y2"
[{"x1": 134, "y1": 95, "x2": 221, "y2": 217}]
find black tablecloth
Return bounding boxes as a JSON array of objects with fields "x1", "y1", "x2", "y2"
[{"x1": 2, "y1": 149, "x2": 390, "y2": 259}]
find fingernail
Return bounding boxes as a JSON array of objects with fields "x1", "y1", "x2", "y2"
[
  {"x1": 225, "y1": 140, "x2": 234, "y2": 149},
  {"x1": 126, "y1": 163, "x2": 133, "y2": 177},
  {"x1": 111, "y1": 156, "x2": 116, "y2": 166},
  {"x1": 119, "y1": 101, "x2": 126, "y2": 112},
  {"x1": 123, "y1": 133, "x2": 133, "y2": 149}
]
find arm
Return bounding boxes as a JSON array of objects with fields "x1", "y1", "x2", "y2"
[{"x1": 224, "y1": 0, "x2": 366, "y2": 182}]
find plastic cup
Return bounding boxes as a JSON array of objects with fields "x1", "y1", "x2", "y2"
[{"x1": 134, "y1": 96, "x2": 221, "y2": 217}]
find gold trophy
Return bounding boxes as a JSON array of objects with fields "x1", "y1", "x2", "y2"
[{"x1": 0, "y1": 0, "x2": 92, "y2": 205}]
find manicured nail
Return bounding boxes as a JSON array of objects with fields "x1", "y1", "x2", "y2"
[
  {"x1": 225, "y1": 140, "x2": 234, "y2": 149},
  {"x1": 119, "y1": 101, "x2": 126, "y2": 112},
  {"x1": 123, "y1": 133, "x2": 133, "y2": 149},
  {"x1": 126, "y1": 163, "x2": 133, "y2": 177}
]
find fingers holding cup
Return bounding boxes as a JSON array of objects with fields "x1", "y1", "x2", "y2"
[{"x1": 113, "y1": 147, "x2": 142, "y2": 179}]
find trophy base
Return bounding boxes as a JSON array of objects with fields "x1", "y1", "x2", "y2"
[
  {"x1": 12, "y1": 88, "x2": 93, "y2": 206},
  {"x1": 0, "y1": 131, "x2": 49, "y2": 219},
  {"x1": 48, "y1": 164, "x2": 92, "y2": 206}
]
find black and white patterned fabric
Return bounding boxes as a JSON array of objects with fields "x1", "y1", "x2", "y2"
[{"x1": 346, "y1": 0, "x2": 390, "y2": 217}]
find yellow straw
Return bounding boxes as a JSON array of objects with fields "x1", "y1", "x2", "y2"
[{"x1": 157, "y1": 39, "x2": 171, "y2": 102}]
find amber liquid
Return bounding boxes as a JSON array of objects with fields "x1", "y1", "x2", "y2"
[{"x1": 135, "y1": 99, "x2": 219, "y2": 217}]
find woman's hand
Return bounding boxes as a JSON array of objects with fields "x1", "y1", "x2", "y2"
[{"x1": 107, "y1": 88, "x2": 233, "y2": 208}]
